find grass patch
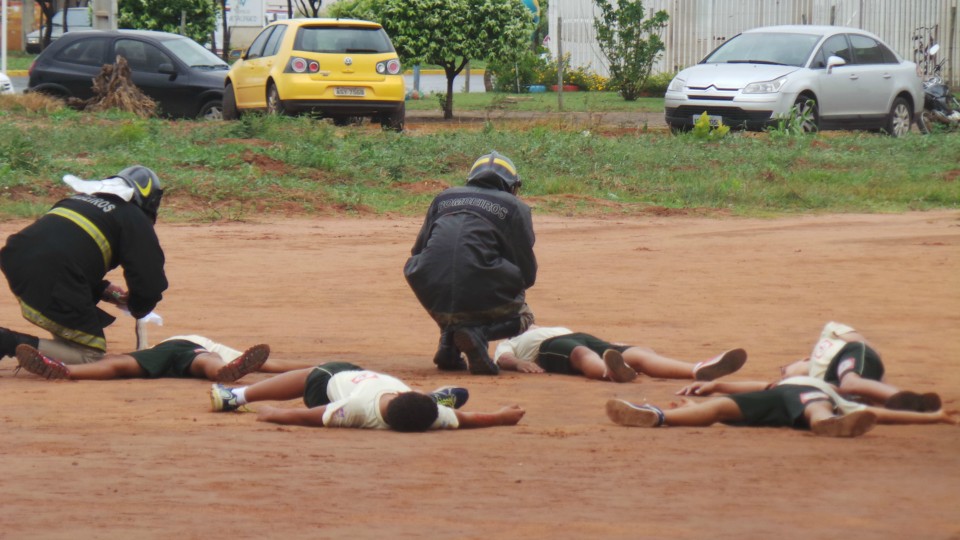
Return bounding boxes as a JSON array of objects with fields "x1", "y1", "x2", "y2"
[
  {"x1": 0, "y1": 95, "x2": 957, "y2": 221},
  {"x1": 3, "y1": 51, "x2": 37, "y2": 72},
  {"x1": 405, "y1": 91, "x2": 664, "y2": 113}
]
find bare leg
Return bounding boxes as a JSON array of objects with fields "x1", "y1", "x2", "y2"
[
  {"x1": 259, "y1": 358, "x2": 317, "y2": 373},
  {"x1": 662, "y1": 397, "x2": 743, "y2": 426},
  {"x1": 567, "y1": 346, "x2": 608, "y2": 380},
  {"x1": 66, "y1": 354, "x2": 146, "y2": 380},
  {"x1": 242, "y1": 368, "x2": 314, "y2": 403},
  {"x1": 191, "y1": 352, "x2": 228, "y2": 380},
  {"x1": 837, "y1": 373, "x2": 899, "y2": 404},
  {"x1": 622, "y1": 346, "x2": 698, "y2": 379}
]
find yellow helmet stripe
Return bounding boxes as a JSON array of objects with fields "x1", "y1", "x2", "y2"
[
  {"x1": 134, "y1": 177, "x2": 152, "y2": 197},
  {"x1": 48, "y1": 207, "x2": 112, "y2": 269},
  {"x1": 470, "y1": 156, "x2": 517, "y2": 177}
]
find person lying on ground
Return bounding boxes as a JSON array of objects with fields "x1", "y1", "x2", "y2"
[
  {"x1": 492, "y1": 325, "x2": 746, "y2": 383},
  {"x1": 210, "y1": 361, "x2": 526, "y2": 432},
  {"x1": 606, "y1": 376, "x2": 957, "y2": 438},
  {"x1": 777, "y1": 321, "x2": 940, "y2": 411},
  {"x1": 14, "y1": 335, "x2": 274, "y2": 383}
]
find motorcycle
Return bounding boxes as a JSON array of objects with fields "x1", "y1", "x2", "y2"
[{"x1": 918, "y1": 44, "x2": 960, "y2": 133}]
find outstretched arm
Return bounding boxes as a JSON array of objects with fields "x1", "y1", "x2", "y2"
[
  {"x1": 497, "y1": 351, "x2": 544, "y2": 374},
  {"x1": 867, "y1": 406, "x2": 959, "y2": 426},
  {"x1": 257, "y1": 405, "x2": 327, "y2": 427},
  {"x1": 455, "y1": 405, "x2": 525, "y2": 428},
  {"x1": 677, "y1": 380, "x2": 770, "y2": 396}
]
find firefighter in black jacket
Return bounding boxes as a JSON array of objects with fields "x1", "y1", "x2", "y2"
[
  {"x1": 0, "y1": 166, "x2": 168, "y2": 364},
  {"x1": 404, "y1": 152, "x2": 537, "y2": 375}
]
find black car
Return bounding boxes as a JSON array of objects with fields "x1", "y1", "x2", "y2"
[{"x1": 28, "y1": 29, "x2": 228, "y2": 120}]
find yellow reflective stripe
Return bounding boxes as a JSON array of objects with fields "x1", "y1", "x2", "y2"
[
  {"x1": 491, "y1": 157, "x2": 517, "y2": 176},
  {"x1": 17, "y1": 297, "x2": 107, "y2": 351},
  {"x1": 47, "y1": 207, "x2": 112, "y2": 269}
]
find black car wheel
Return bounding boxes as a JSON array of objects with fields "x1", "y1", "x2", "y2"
[
  {"x1": 222, "y1": 83, "x2": 239, "y2": 120},
  {"x1": 266, "y1": 83, "x2": 285, "y2": 115},
  {"x1": 885, "y1": 97, "x2": 912, "y2": 137},
  {"x1": 198, "y1": 100, "x2": 223, "y2": 121},
  {"x1": 793, "y1": 95, "x2": 819, "y2": 133},
  {"x1": 381, "y1": 102, "x2": 405, "y2": 132}
]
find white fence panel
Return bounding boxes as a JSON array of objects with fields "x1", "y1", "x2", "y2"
[{"x1": 549, "y1": 0, "x2": 960, "y2": 85}]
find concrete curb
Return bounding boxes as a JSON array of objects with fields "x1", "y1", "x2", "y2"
[{"x1": 4, "y1": 70, "x2": 28, "y2": 76}]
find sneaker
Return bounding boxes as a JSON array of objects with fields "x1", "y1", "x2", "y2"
[
  {"x1": 693, "y1": 348, "x2": 747, "y2": 381},
  {"x1": 605, "y1": 399, "x2": 665, "y2": 427},
  {"x1": 433, "y1": 332, "x2": 467, "y2": 371},
  {"x1": 210, "y1": 383, "x2": 241, "y2": 412},
  {"x1": 1, "y1": 327, "x2": 40, "y2": 358},
  {"x1": 810, "y1": 410, "x2": 877, "y2": 437},
  {"x1": 15, "y1": 344, "x2": 70, "y2": 380},
  {"x1": 453, "y1": 327, "x2": 499, "y2": 375},
  {"x1": 214, "y1": 344, "x2": 271, "y2": 383},
  {"x1": 602, "y1": 349, "x2": 638, "y2": 383},
  {"x1": 430, "y1": 386, "x2": 470, "y2": 409}
]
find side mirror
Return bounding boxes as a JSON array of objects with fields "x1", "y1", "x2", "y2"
[
  {"x1": 826, "y1": 55, "x2": 846, "y2": 74},
  {"x1": 928, "y1": 43, "x2": 940, "y2": 56},
  {"x1": 158, "y1": 63, "x2": 176, "y2": 75}
]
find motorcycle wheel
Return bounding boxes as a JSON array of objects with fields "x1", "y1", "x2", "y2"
[{"x1": 918, "y1": 110, "x2": 934, "y2": 134}]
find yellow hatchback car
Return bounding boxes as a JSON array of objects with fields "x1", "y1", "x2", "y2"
[{"x1": 223, "y1": 18, "x2": 406, "y2": 130}]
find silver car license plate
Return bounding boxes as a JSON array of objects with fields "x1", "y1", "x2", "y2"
[
  {"x1": 693, "y1": 114, "x2": 722, "y2": 126},
  {"x1": 335, "y1": 87, "x2": 365, "y2": 97}
]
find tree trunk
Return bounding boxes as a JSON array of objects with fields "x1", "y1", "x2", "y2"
[{"x1": 444, "y1": 70, "x2": 455, "y2": 120}]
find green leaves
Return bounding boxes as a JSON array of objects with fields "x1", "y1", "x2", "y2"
[
  {"x1": 593, "y1": 0, "x2": 668, "y2": 101},
  {"x1": 117, "y1": 0, "x2": 218, "y2": 45}
]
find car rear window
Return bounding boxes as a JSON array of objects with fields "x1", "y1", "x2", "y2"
[
  {"x1": 54, "y1": 36, "x2": 109, "y2": 65},
  {"x1": 293, "y1": 26, "x2": 394, "y2": 54}
]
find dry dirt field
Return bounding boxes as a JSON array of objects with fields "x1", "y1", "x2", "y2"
[{"x1": 1, "y1": 211, "x2": 958, "y2": 540}]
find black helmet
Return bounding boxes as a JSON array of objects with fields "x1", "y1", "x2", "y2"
[
  {"x1": 114, "y1": 166, "x2": 163, "y2": 223},
  {"x1": 466, "y1": 151, "x2": 521, "y2": 194}
]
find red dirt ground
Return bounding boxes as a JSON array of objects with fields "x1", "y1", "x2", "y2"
[{"x1": 1, "y1": 211, "x2": 958, "y2": 539}]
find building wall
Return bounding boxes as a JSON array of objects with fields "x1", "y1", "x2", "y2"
[{"x1": 549, "y1": 0, "x2": 960, "y2": 85}]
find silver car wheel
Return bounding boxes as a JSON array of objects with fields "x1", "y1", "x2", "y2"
[{"x1": 888, "y1": 98, "x2": 911, "y2": 137}]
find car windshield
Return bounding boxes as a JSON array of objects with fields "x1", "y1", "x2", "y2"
[
  {"x1": 164, "y1": 36, "x2": 229, "y2": 69},
  {"x1": 294, "y1": 26, "x2": 395, "y2": 54},
  {"x1": 702, "y1": 32, "x2": 821, "y2": 67}
]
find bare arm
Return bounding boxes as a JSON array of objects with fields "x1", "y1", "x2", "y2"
[
  {"x1": 677, "y1": 380, "x2": 771, "y2": 396},
  {"x1": 496, "y1": 351, "x2": 544, "y2": 374},
  {"x1": 866, "y1": 406, "x2": 959, "y2": 426},
  {"x1": 455, "y1": 405, "x2": 525, "y2": 428},
  {"x1": 256, "y1": 405, "x2": 327, "y2": 427}
]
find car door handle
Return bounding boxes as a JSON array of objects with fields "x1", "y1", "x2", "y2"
[
  {"x1": 848, "y1": 74, "x2": 859, "y2": 80},
  {"x1": 882, "y1": 73, "x2": 892, "y2": 79}
]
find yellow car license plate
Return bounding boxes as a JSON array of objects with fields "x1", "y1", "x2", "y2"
[{"x1": 335, "y1": 87, "x2": 365, "y2": 97}]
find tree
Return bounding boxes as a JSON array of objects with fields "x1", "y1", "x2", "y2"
[
  {"x1": 33, "y1": 1, "x2": 58, "y2": 51},
  {"x1": 593, "y1": 0, "x2": 668, "y2": 101},
  {"x1": 118, "y1": 0, "x2": 218, "y2": 46},
  {"x1": 381, "y1": 0, "x2": 534, "y2": 119},
  {"x1": 215, "y1": 0, "x2": 230, "y2": 61},
  {"x1": 293, "y1": 0, "x2": 322, "y2": 17}
]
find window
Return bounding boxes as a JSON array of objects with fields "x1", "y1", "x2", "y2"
[
  {"x1": 54, "y1": 37, "x2": 109, "y2": 66},
  {"x1": 263, "y1": 26, "x2": 287, "y2": 57},
  {"x1": 116, "y1": 39, "x2": 173, "y2": 72},
  {"x1": 294, "y1": 27, "x2": 394, "y2": 54},
  {"x1": 812, "y1": 34, "x2": 851, "y2": 69},
  {"x1": 849, "y1": 34, "x2": 885, "y2": 65},
  {"x1": 245, "y1": 26, "x2": 276, "y2": 60}
]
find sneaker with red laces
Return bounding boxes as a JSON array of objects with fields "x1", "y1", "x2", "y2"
[
  {"x1": 693, "y1": 348, "x2": 747, "y2": 381},
  {"x1": 605, "y1": 399, "x2": 665, "y2": 427},
  {"x1": 214, "y1": 344, "x2": 270, "y2": 383},
  {"x1": 15, "y1": 344, "x2": 70, "y2": 380}
]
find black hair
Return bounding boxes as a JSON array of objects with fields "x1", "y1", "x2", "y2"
[{"x1": 383, "y1": 392, "x2": 439, "y2": 432}]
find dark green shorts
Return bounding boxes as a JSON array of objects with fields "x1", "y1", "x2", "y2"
[
  {"x1": 303, "y1": 362, "x2": 364, "y2": 408},
  {"x1": 128, "y1": 339, "x2": 204, "y2": 378},
  {"x1": 824, "y1": 342, "x2": 884, "y2": 385},
  {"x1": 536, "y1": 332, "x2": 630, "y2": 375},
  {"x1": 727, "y1": 384, "x2": 833, "y2": 429}
]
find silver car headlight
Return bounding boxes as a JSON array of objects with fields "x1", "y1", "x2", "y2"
[
  {"x1": 743, "y1": 76, "x2": 787, "y2": 94},
  {"x1": 667, "y1": 77, "x2": 685, "y2": 92}
]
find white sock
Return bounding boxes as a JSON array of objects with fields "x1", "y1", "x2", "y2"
[{"x1": 232, "y1": 387, "x2": 248, "y2": 405}]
